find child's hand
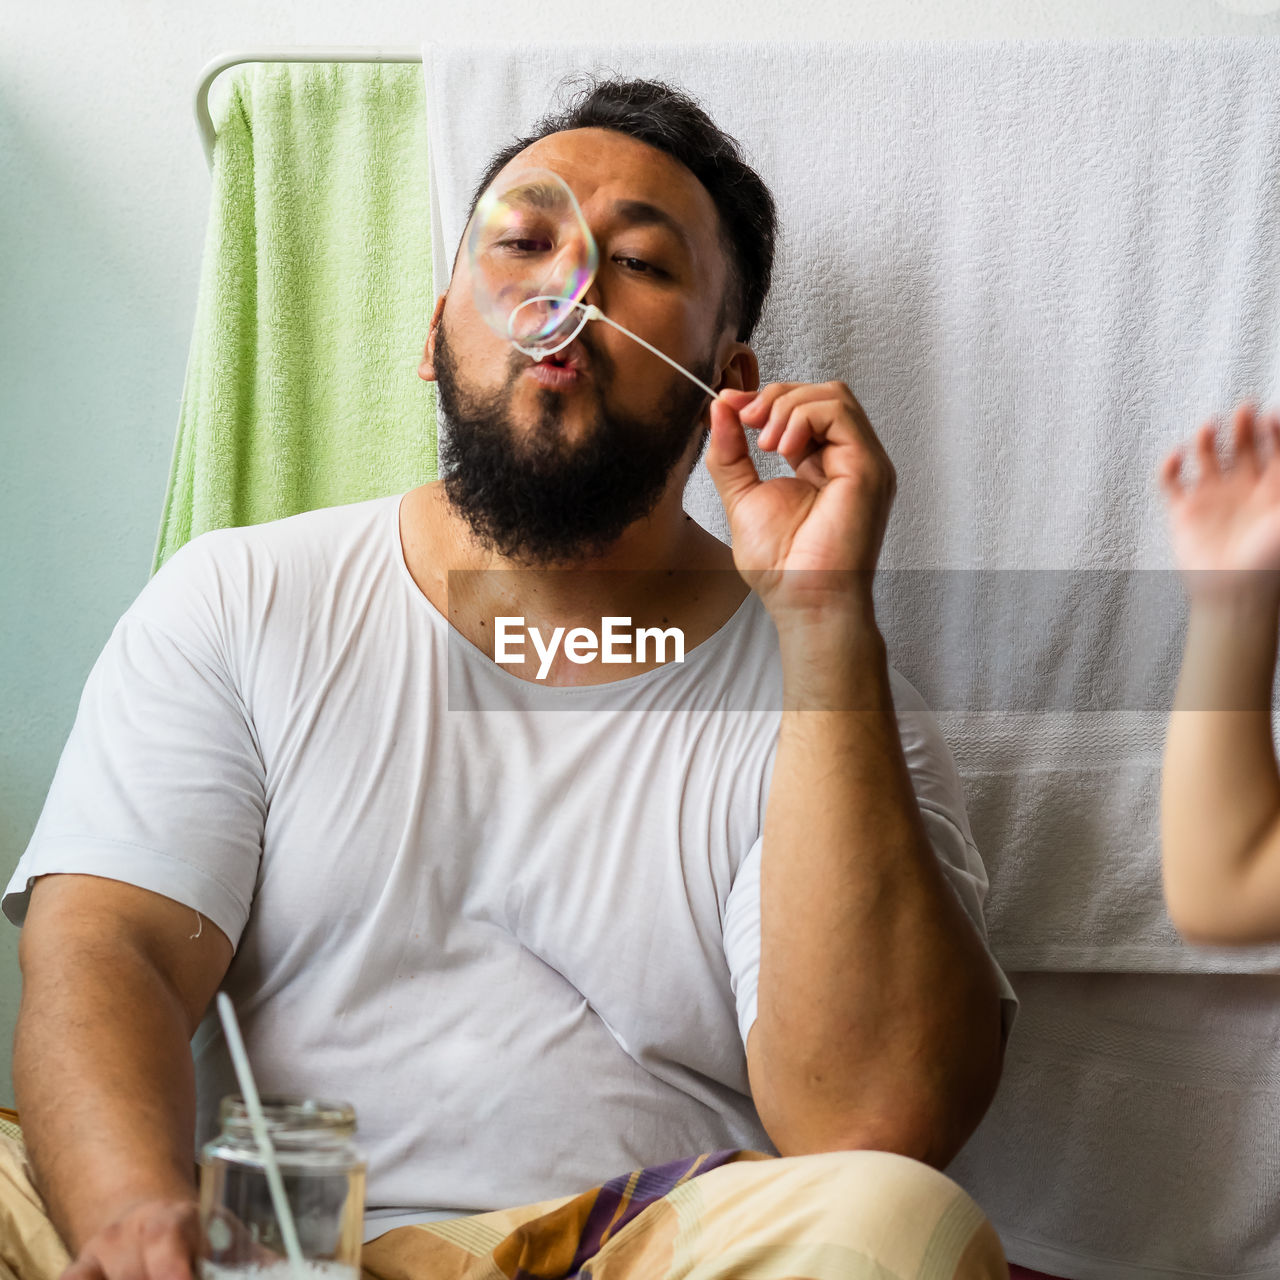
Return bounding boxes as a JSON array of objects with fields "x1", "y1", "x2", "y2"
[{"x1": 1160, "y1": 404, "x2": 1280, "y2": 579}]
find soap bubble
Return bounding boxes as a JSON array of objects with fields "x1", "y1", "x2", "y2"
[
  {"x1": 463, "y1": 165, "x2": 721, "y2": 399},
  {"x1": 465, "y1": 167, "x2": 598, "y2": 357}
]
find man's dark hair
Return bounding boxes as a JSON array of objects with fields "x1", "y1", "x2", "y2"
[{"x1": 467, "y1": 76, "x2": 777, "y2": 342}]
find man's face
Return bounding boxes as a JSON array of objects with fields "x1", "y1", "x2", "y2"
[{"x1": 427, "y1": 127, "x2": 744, "y2": 565}]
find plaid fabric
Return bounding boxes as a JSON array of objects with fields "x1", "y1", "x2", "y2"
[
  {"x1": 362, "y1": 1149, "x2": 1009, "y2": 1280},
  {"x1": 494, "y1": 1150, "x2": 755, "y2": 1280},
  {"x1": 0, "y1": 1131, "x2": 1007, "y2": 1280},
  {"x1": 362, "y1": 1151, "x2": 768, "y2": 1280}
]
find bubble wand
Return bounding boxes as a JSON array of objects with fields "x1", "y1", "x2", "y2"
[
  {"x1": 509, "y1": 296, "x2": 723, "y2": 401},
  {"x1": 468, "y1": 167, "x2": 729, "y2": 405},
  {"x1": 215, "y1": 993, "x2": 308, "y2": 1280}
]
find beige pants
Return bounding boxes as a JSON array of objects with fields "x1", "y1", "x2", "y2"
[
  {"x1": 0, "y1": 1134, "x2": 70, "y2": 1280},
  {"x1": 0, "y1": 1133, "x2": 1007, "y2": 1280}
]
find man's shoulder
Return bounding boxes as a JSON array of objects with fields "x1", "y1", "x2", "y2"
[
  {"x1": 135, "y1": 495, "x2": 404, "y2": 634},
  {"x1": 175, "y1": 495, "x2": 400, "y2": 568},
  {"x1": 157, "y1": 494, "x2": 399, "y2": 587}
]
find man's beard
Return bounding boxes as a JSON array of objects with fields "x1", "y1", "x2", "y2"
[{"x1": 435, "y1": 318, "x2": 715, "y2": 566}]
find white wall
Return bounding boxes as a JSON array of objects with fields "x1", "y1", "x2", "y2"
[{"x1": 3, "y1": 0, "x2": 1278, "y2": 1107}]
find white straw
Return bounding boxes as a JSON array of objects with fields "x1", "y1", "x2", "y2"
[{"x1": 215, "y1": 993, "x2": 307, "y2": 1280}]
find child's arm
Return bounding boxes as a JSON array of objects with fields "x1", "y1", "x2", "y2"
[{"x1": 1161, "y1": 404, "x2": 1280, "y2": 943}]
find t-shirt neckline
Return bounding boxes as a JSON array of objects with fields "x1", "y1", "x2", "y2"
[{"x1": 387, "y1": 491, "x2": 761, "y2": 696}]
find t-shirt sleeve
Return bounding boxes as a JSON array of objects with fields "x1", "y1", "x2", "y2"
[
  {"x1": 721, "y1": 668, "x2": 1018, "y2": 1049},
  {"x1": 3, "y1": 539, "x2": 266, "y2": 947}
]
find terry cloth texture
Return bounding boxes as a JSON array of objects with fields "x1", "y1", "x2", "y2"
[
  {"x1": 947, "y1": 971, "x2": 1280, "y2": 1280},
  {"x1": 154, "y1": 61, "x2": 436, "y2": 571},
  {"x1": 423, "y1": 37, "x2": 1280, "y2": 973}
]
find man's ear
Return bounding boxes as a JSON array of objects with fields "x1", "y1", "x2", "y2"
[
  {"x1": 713, "y1": 342, "x2": 760, "y2": 396},
  {"x1": 418, "y1": 293, "x2": 449, "y2": 382}
]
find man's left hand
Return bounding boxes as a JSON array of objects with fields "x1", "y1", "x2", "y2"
[{"x1": 706, "y1": 382, "x2": 895, "y2": 623}]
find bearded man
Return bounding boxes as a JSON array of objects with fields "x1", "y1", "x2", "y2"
[{"x1": 3, "y1": 77, "x2": 1015, "y2": 1280}]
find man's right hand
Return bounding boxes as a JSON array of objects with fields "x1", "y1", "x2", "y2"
[
  {"x1": 15, "y1": 875, "x2": 232, "y2": 1276},
  {"x1": 63, "y1": 1198, "x2": 204, "y2": 1280}
]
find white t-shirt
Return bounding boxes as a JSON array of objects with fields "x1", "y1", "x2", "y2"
[{"x1": 4, "y1": 494, "x2": 1014, "y2": 1231}]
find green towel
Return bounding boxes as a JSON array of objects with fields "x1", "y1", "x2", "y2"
[{"x1": 154, "y1": 62, "x2": 437, "y2": 572}]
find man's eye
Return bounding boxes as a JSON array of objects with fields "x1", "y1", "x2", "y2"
[
  {"x1": 495, "y1": 237, "x2": 553, "y2": 254},
  {"x1": 613, "y1": 255, "x2": 663, "y2": 276}
]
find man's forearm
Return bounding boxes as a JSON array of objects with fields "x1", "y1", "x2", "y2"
[
  {"x1": 748, "y1": 605, "x2": 1002, "y2": 1166},
  {"x1": 15, "y1": 932, "x2": 201, "y2": 1252}
]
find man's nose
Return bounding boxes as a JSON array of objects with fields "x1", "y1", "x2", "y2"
[{"x1": 578, "y1": 274, "x2": 607, "y2": 319}]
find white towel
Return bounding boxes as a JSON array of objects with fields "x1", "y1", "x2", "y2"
[
  {"x1": 947, "y1": 971, "x2": 1280, "y2": 1278},
  {"x1": 423, "y1": 38, "x2": 1280, "y2": 971}
]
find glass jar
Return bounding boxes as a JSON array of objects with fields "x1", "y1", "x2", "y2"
[{"x1": 199, "y1": 1096, "x2": 366, "y2": 1279}]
